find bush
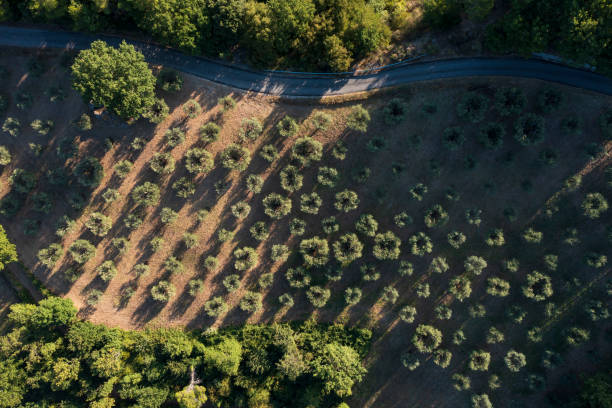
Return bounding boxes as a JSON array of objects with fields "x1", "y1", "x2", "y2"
[
  {"x1": 333, "y1": 233, "x2": 363, "y2": 265},
  {"x1": 381, "y1": 286, "x2": 399, "y2": 304},
  {"x1": 223, "y1": 274, "x2": 241, "y2": 293},
  {"x1": 486, "y1": 277, "x2": 510, "y2": 297},
  {"x1": 85, "y1": 212, "x2": 112, "y2": 237},
  {"x1": 300, "y1": 192, "x2": 322, "y2": 214},
  {"x1": 332, "y1": 140, "x2": 348, "y2": 160},
  {"x1": 132, "y1": 182, "x2": 160, "y2": 206},
  {"x1": 123, "y1": 209, "x2": 146, "y2": 230},
  {"x1": 361, "y1": 264, "x2": 380, "y2": 281},
  {"x1": 537, "y1": 88, "x2": 563, "y2": 113},
  {"x1": 478, "y1": 122, "x2": 505, "y2": 150},
  {"x1": 55, "y1": 216, "x2": 75, "y2": 238},
  {"x1": 114, "y1": 160, "x2": 133, "y2": 178},
  {"x1": 200, "y1": 122, "x2": 220, "y2": 144},
  {"x1": 32, "y1": 192, "x2": 52, "y2": 213},
  {"x1": 435, "y1": 304, "x2": 452, "y2": 320},
  {"x1": 185, "y1": 148, "x2": 214, "y2": 174},
  {"x1": 150, "y1": 237, "x2": 164, "y2": 252},
  {"x1": 74, "y1": 113, "x2": 92, "y2": 131},
  {"x1": 582, "y1": 192, "x2": 608, "y2": 218},
  {"x1": 307, "y1": 286, "x2": 331, "y2": 308},
  {"x1": 278, "y1": 293, "x2": 294, "y2": 307},
  {"x1": 447, "y1": 231, "x2": 466, "y2": 249},
  {"x1": 383, "y1": 98, "x2": 407, "y2": 125},
  {"x1": 344, "y1": 287, "x2": 362, "y2": 306},
  {"x1": 424, "y1": 204, "x2": 449, "y2": 228},
  {"x1": 277, "y1": 115, "x2": 299, "y2": 137},
  {"x1": 160, "y1": 207, "x2": 178, "y2": 224},
  {"x1": 401, "y1": 351, "x2": 420, "y2": 371},
  {"x1": 408, "y1": 232, "x2": 433, "y2": 256},
  {"x1": 514, "y1": 114, "x2": 545, "y2": 146},
  {"x1": 112, "y1": 237, "x2": 130, "y2": 255},
  {"x1": 151, "y1": 280, "x2": 176, "y2": 302},
  {"x1": 469, "y1": 350, "x2": 491, "y2": 371},
  {"x1": 0, "y1": 145, "x2": 11, "y2": 166},
  {"x1": 257, "y1": 273, "x2": 273, "y2": 290},
  {"x1": 240, "y1": 291, "x2": 263, "y2": 313},
  {"x1": 291, "y1": 137, "x2": 323, "y2": 166},
  {"x1": 523, "y1": 228, "x2": 543, "y2": 243},
  {"x1": 300, "y1": 236, "x2": 329, "y2": 267},
  {"x1": 286, "y1": 267, "x2": 311, "y2": 288},
  {"x1": 165, "y1": 256, "x2": 184, "y2": 274},
  {"x1": 221, "y1": 144, "x2": 251, "y2": 171},
  {"x1": 485, "y1": 229, "x2": 505, "y2": 246},
  {"x1": 31, "y1": 119, "x2": 54, "y2": 135},
  {"x1": 203, "y1": 255, "x2": 218, "y2": 272},
  {"x1": 37, "y1": 243, "x2": 64, "y2": 268},
  {"x1": 452, "y1": 330, "x2": 466, "y2": 345},
  {"x1": 415, "y1": 282, "x2": 430, "y2": 298},
  {"x1": 522, "y1": 271, "x2": 553, "y2": 301},
  {"x1": 157, "y1": 68, "x2": 183, "y2": 92},
  {"x1": 2, "y1": 117, "x2": 20, "y2": 137},
  {"x1": 495, "y1": 87, "x2": 526, "y2": 116},
  {"x1": 172, "y1": 177, "x2": 196, "y2": 198},
  {"x1": 271, "y1": 244, "x2": 290, "y2": 262},
  {"x1": 457, "y1": 92, "x2": 488, "y2": 123},
  {"x1": 250, "y1": 221, "x2": 269, "y2": 241},
  {"x1": 346, "y1": 105, "x2": 370, "y2": 132},
  {"x1": 8, "y1": 169, "x2": 37, "y2": 194},
  {"x1": 442, "y1": 126, "x2": 465, "y2": 150},
  {"x1": 412, "y1": 324, "x2": 442, "y2": 353},
  {"x1": 183, "y1": 99, "x2": 202, "y2": 119},
  {"x1": 449, "y1": 275, "x2": 471, "y2": 301},
  {"x1": 289, "y1": 218, "x2": 306, "y2": 236},
  {"x1": 150, "y1": 152, "x2": 176, "y2": 175},
  {"x1": 187, "y1": 279, "x2": 204, "y2": 297},
  {"x1": 217, "y1": 228, "x2": 235, "y2": 242},
  {"x1": 585, "y1": 252, "x2": 607, "y2": 268},
  {"x1": 335, "y1": 190, "x2": 359, "y2": 212},
  {"x1": 97, "y1": 260, "x2": 117, "y2": 281},
  {"x1": 464, "y1": 256, "x2": 487, "y2": 275},
  {"x1": 325, "y1": 266, "x2": 343, "y2": 282},
  {"x1": 397, "y1": 260, "x2": 414, "y2": 277},
  {"x1": 355, "y1": 214, "x2": 378, "y2": 237},
  {"x1": 69, "y1": 239, "x2": 96, "y2": 264},
  {"x1": 237, "y1": 117, "x2": 263, "y2": 142},
  {"x1": 234, "y1": 246, "x2": 259, "y2": 271},
  {"x1": 86, "y1": 289, "x2": 103, "y2": 306},
  {"x1": 317, "y1": 167, "x2": 339, "y2": 188},
  {"x1": 504, "y1": 350, "x2": 527, "y2": 372},
  {"x1": 433, "y1": 349, "x2": 452, "y2": 368},
  {"x1": 231, "y1": 201, "x2": 251, "y2": 219},
  {"x1": 131, "y1": 137, "x2": 146, "y2": 151},
  {"x1": 183, "y1": 233, "x2": 198, "y2": 249},
  {"x1": 75, "y1": 156, "x2": 104, "y2": 188},
  {"x1": 373, "y1": 231, "x2": 401, "y2": 260},
  {"x1": 312, "y1": 111, "x2": 332, "y2": 131},
  {"x1": 486, "y1": 327, "x2": 504, "y2": 344},
  {"x1": 452, "y1": 374, "x2": 471, "y2": 391},
  {"x1": 259, "y1": 144, "x2": 279, "y2": 162},
  {"x1": 143, "y1": 97, "x2": 170, "y2": 125},
  {"x1": 263, "y1": 193, "x2": 292, "y2": 219},
  {"x1": 471, "y1": 394, "x2": 492, "y2": 408},
  {"x1": 204, "y1": 296, "x2": 228, "y2": 317},
  {"x1": 321, "y1": 216, "x2": 339, "y2": 234},
  {"x1": 566, "y1": 327, "x2": 590, "y2": 346}
]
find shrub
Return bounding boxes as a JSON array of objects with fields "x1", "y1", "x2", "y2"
[
  {"x1": 452, "y1": 374, "x2": 471, "y2": 391},
  {"x1": 464, "y1": 256, "x2": 487, "y2": 275},
  {"x1": 469, "y1": 350, "x2": 491, "y2": 371},
  {"x1": 394, "y1": 212, "x2": 412, "y2": 228},
  {"x1": 478, "y1": 122, "x2": 505, "y2": 150},
  {"x1": 325, "y1": 266, "x2": 343, "y2": 281},
  {"x1": 355, "y1": 214, "x2": 378, "y2": 237},
  {"x1": 352, "y1": 166, "x2": 371, "y2": 184},
  {"x1": 31, "y1": 192, "x2": 52, "y2": 213},
  {"x1": 452, "y1": 330, "x2": 466, "y2": 345},
  {"x1": 31, "y1": 119, "x2": 54, "y2": 135},
  {"x1": 523, "y1": 271, "x2": 553, "y2": 301},
  {"x1": 69, "y1": 239, "x2": 96, "y2": 264},
  {"x1": 86, "y1": 289, "x2": 103, "y2": 306},
  {"x1": 585, "y1": 252, "x2": 607, "y2": 268},
  {"x1": 300, "y1": 192, "x2": 322, "y2": 214},
  {"x1": 300, "y1": 236, "x2": 329, "y2": 267},
  {"x1": 259, "y1": 144, "x2": 279, "y2": 162},
  {"x1": 131, "y1": 137, "x2": 146, "y2": 151},
  {"x1": 271, "y1": 244, "x2": 290, "y2": 262},
  {"x1": 447, "y1": 231, "x2": 466, "y2": 248},
  {"x1": 449, "y1": 276, "x2": 472, "y2": 301},
  {"x1": 471, "y1": 394, "x2": 492, "y2": 408},
  {"x1": 346, "y1": 105, "x2": 370, "y2": 132},
  {"x1": 185, "y1": 148, "x2": 214, "y2": 174},
  {"x1": 566, "y1": 327, "x2": 591, "y2": 346},
  {"x1": 495, "y1": 87, "x2": 526, "y2": 116},
  {"x1": 428, "y1": 257, "x2": 448, "y2": 275},
  {"x1": 200, "y1": 122, "x2": 220, "y2": 144},
  {"x1": 286, "y1": 267, "x2": 311, "y2": 288},
  {"x1": 514, "y1": 114, "x2": 545, "y2": 146},
  {"x1": 172, "y1": 177, "x2": 196, "y2": 198},
  {"x1": 151, "y1": 280, "x2": 176, "y2": 302},
  {"x1": 123, "y1": 209, "x2": 145, "y2": 230},
  {"x1": 221, "y1": 144, "x2": 251, "y2": 171},
  {"x1": 277, "y1": 115, "x2": 299, "y2": 137},
  {"x1": 262, "y1": 193, "x2": 292, "y2": 219},
  {"x1": 435, "y1": 305, "x2": 452, "y2": 320},
  {"x1": 361, "y1": 264, "x2": 380, "y2": 281},
  {"x1": 214, "y1": 179, "x2": 231, "y2": 195},
  {"x1": 442, "y1": 126, "x2": 465, "y2": 150},
  {"x1": 307, "y1": 286, "x2": 331, "y2": 308},
  {"x1": 457, "y1": 92, "x2": 488, "y2": 123},
  {"x1": 143, "y1": 98, "x2": 169, "y2": 123},
  {"x1": 485, "y1": 229, "x2": 505, "y2": 246},
  {"x1": 150, "y1": 237, "x2": 164, "y2": 252},
  {"x1": 322, "y1": 216, "x2": 340, "y2": 234},
  {"x1": 280, "y1": 165, "x2": 303, "y2": 192},
  {"x1": 217, "y1": 228, "x2": 235, "y2": 242},
  {"x1": 183, "y1": 233, "x2": 198, "y2": 249},
  {"x1": 433, "y1": 349, "x2": 452, "y2": 368},
  {"x1": 412, "y1": 324, "x2": 442, "y2": 353},
  {"x1": 37, "y1": 243, "x2": 64, "y2": 268},
  {"x1": 237, "y1": 117, "x2": 263, "y2": 142},
  {"x1": 383, "y1": 98, "x2": 407, "y2": 125},
  {"x1": 240, "y1": 291, "x2": 263, "y2": 313},
  {"x1": 288, "y1": 218, "x2": 305, "y2": 236},
  {"x1": 537, "y1": 88, "x2": 563, "y2": 113},
  {"x1": 85, "y1": 213, "x2": 113, "y2": 237},
  {"x1": 582, "y1": 192, "x2": 608, "y2": 218},
  {"x1": 165, "y1": 256, "x2": 184, "y2": 274},
  {"x1": 486, "y1": 327, "x2": 504, "y2": 344},
  {"x1": 55, "y1": 216, "x2": 75, "y2": 238},
  {"x1": 157, "y1": 67, "x2": 183, "y2": 92},
  {"x1": 113, "y1": 160, "x2": 133, "y2": 178},
  {"x1": 250, "y1": 221, "x2": 270, "y2": 241},
  {"x1": 382, "y1": 286, "x2": 399, "y2": 304},
  {"x1": 159, "y1": 207, "x2": 178, "y2": 224},
  {"x1": 408, "y1": 232, "x2": 433, "y2": 256},
  {"x1": 291, "y1": 137, "x2": 322, "y2": 166},
  {"x1": 317, "y1": 167, "x2": 339, "y2": 188},
  {"x1": 584, "y1": 300, "x2": 610, "y2": 322},
  {"x1": 398, "y1": 260, "x2": 414, "y2": 277},
  {"x1": 231, "y1": 201, "x2": 251, "y2": 219},
  {"x1": 0, "y1": 146, "x2": 11, "y2": 166},
  {"x1": 202, "y1": 256, "x2": 218, "y2": 272},
  {"x1": 223, "y1": 274, "x2": 241, "y2": 293},
  {"x1": 373, "y1": 231, "x2": 401, "y2": 260},
  {"x1": 335, "y1": 190, "x2": 359, "y2": 212},
  {"x1": 183, "y1": 99, "x2": 202, "y2": 119},
  {"x1": 74, "y1": 157, "x2": 104, "y2": 187},
  {"x1": 278, "y1": 293, "x2": 294, "y2": 307},
  {"x1": 424, "y1": 204, "x2": 449, "y2": 228},
  {"x1": 150, "y1": 153, "x2": 176, "y2": 174},
  {"x1": 187, "y1": 279, "x2": 204, "y2": 297},
  {"x1": 204, "y1": 296, "x2": 228, "y2": 317},
  {"x1": 111, "y1": 237, "x2": 130, "y2": 255},
  {"x1": 256, "y1": 273, "x2": 274, "y2": 290},
  {"x1": 132, "y1": 182, "x2": 160, "y2": 206},
  {"x1": 331, "y1": 140, "x2": 348, "y2": 160},
  {"x1": 97, "y1": 260, "x2": 117, "y2": 281},
  {"x1": 415, "y1": 283, "x2": 430, "y2": 298},
  {"x1": 486, "y1": 277, "x2": 510, "y2": 297},
  {"x1": 401, "y1": 352, "x2": 420, "y2": 371},
  {"x1": 399, "y1": 305, "x2": 417, "y2": 323},
  {"x1": 8, "y1": 169, "x2": 36, "y2": 194},
  {"x1": 333, "y1": 233, "x2": 363, "y2": 265},
  {"x1": 234, "y1": 246, "x2": 259, "y2": 271},
  {"x1": 504, "y1": 350, "x2": 526, "y2": 372},
  {"x1": 311, "y1": 111, "x2": 332, "y2": 131},
  {"x1": 2, "y1": 117, "x2": 21, "y2": 137},
  {"x1": 522, "y1": 228, "x2": 543, "y2": 244}
]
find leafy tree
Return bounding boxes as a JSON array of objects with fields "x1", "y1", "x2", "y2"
[
  {"x1": 398, "y1": 260, "x2": 414, "y2": 277},
  {"x1": 494, "y1": 87, "x2": 526, "y2": 116},
  {"x1": 280, "y1": 165, "x2": 303, "y2": 192},
  {"x1": 449, "y1": 275, "x2": 472, "y2": 301},
  {"x1": 220, "y1": 144, "x2": 251, "y2": 171},
  {"x1": 346, "y1": 105, "x2": 370, "y2": 132},
  {"x1": 259, "y1": 144, "x2": 279, "y2": 162},
  {"x1": 372, "y1": 231, "x2": 401, "y2": 260},
  {"x1": 457, "y1": 92, "x2": 488, "y2": 123},
  {"x1": 504, "y1": 350, "x2": 527, "y2": 372},
  {"x1": 200, "y1": 122, "x2": 220, "y2": 144},
  {"x1": 165, "y1": 256, "x2": 184, "y2": 274},
  {"x1": 485, "y1": 228, "x2": 505, "y2": 246},
  {"x1": 300, "y1": 192, "x2": 322, "y2": 214},
  {"x1": 464, "y1": 256, "x2": 487, "y2": 275},
  {"x1": 478, "y1": 122, "x2": 505, "y2": 150},
  {"x1": 271, "y1": 244, "x2": 290, "y2": 262},
  {"x1": 74, "y1": 156, "x2": 104, "y2": 187},
  {"x1": 150, "y1": 152, "x2": 176, "y2": 174},
  {"x1": 69, "y1": 239, "x2": 96, "y2": 264},
  {"x1": 452, "y1": 373, "x2": 471, "y2": 391},
  {"x1": 408, "y1": 232, "x2": 433, "y2": 256},
  {"x1": 230, "y1": 201, "x2": 251, "y2": 219},
  {"x1": 333, "y1": 233, "x2": 363, "y2": 265},
  {"x1": 2, "y1": 117, "x2": 21, "y2": 137},
  {"x1": 307, "y1": 285, "x2": 331, "y2": 308},
  {"x1": 97, "y1": 260, "x2": 118, "y2": 281},
  {"x1": 433, "y1": 349, "x2": 452, "y2": 368},
  {"x1": 469, "y1": 350, "x2": 491, "y2": 371},
  {"x1": 312, "y1": 343, "x2": 366, "y2": 397},
  {"x1": 412, "y1": 324, "x2": 442, "y2": 353},
  {"x1": 204, "y1": 297, "x2": 228, "y2": 317},
  {"x1": 291, "y1": 137, "x2": 322, "y2": 166},
  {"x1": 355, "y1": 214, "x2": 378, "y2": 237},
  {"x1": 344, "y1": 287, "x2": 362, "y2": 306},
  {"x1": 442, "y1": 126, "x2": 465, "y2": 150},
  {"x1": 251, "y1": 221, "x2": 270, "y2": 240},
  {"x1": 245, "y1": 174, "x2": 264, "y2": 194},
  {"x1": 277, "y1": 115, "x2": 299, "y2": 137},
  {"x1": 175, "y1": 385, "x2": 207, "y2": 408},
  {"x1": 447, "y1": 231, "x2": 466, "y2": 248},
  {"x1": 300, "y1": 236, "x2": 329, "y2": 267},
  {"x1": 165, "y1": 127, "x2": 186, "y2": 147},
  {"x1": 151, "y1": 280, "x2": 176, "y2": 302},
  {"x1": 486, "y1": 277, "x2": 510, "y2": 297},
  {"x1": 262, "y1": 193, "x2": 292, "y2": 219},
  {"x1": 471, "y1": 394, "x2": 492, "y2": 408},
  {"x1": 72, "y1": 40, "x2": 156, "y2": 119},
  {"x1": 223, "y1": 274, "x2": 241, "y2": 293},
  {"x1": 86, "y1": 212, "x2": 113, "y2": 237},
  {"x1": 286, "y1": 267, "x2": 311, "y2": 288},
  {"x1": 203, "y1": 337, "x2": 242, "y2": 376},
  {"x1": 132, "y1": 182, "x2": 161, "y2": 206},
  {"x1": 335, "y1": 190, "x2": 359, "y2": 212},
  {"x1": 233, "y1": 246, "x2": 258, "y2": 271},
  {"x1": 582, "y1": 192, "x2": 608, "y2": 218},
  {"x1": 399, "y1": 305, "x2": 417, "y2": 323},
  {"x1": 37, "y1": 243, "x2": 63, "y2": 268},
  {"x1": 9, "y1": 296, "x2": 76, "y2": 329},
  {"x1": 424, "y1": 204, "x2": 449, "y2": 228},
  {"x1": 381, "y1": 286, "x2": 399, "y2": 304},
  {"x1": 383, "y1": 98, "x2": 407, "y2": 125},
  {"x1": 522, "y1": 271, "x2": 553, "y2": 301},
  {"x1": 312, "y1": 111, "x2": 332, "y2": 131},
  {"x1": 317, "y1": 166, "x2": 339, "y2": 187},
  {"x1": 173, "y1": 177, "x2": 196, "y2": 198},
  {"x1": 0, "y1": 145, "x2": 11, "y2": 166},
  {"x1": 183, "y1": 99, "x2": 202, "y2": 119},
  {"x1": 514, "y1": 114, "x2": 545, "y2": 146},
  {"x1": 240, "y1": 291, "x2": 263, "y2": 313}
]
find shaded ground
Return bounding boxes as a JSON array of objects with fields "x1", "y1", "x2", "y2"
[{"x1": 0, "y1": 48, "x2": 610, "y2": 407}]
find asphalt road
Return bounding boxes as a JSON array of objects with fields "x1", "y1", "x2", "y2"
[{"x1": 1, "y1": 25, "x2": 611, "y2": 96}]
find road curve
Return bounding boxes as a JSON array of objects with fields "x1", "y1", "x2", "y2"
[{"x1": 1, "y1": 25, "x2": 611, "y2": 96}]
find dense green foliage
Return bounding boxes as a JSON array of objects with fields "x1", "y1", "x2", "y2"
[{"x1": 0, "y1": 297, "x2": 370, "y2": 408}]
